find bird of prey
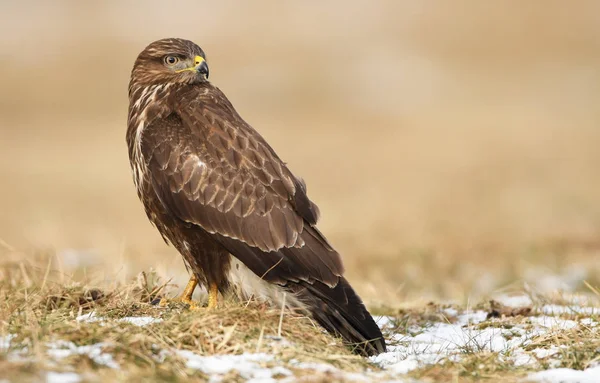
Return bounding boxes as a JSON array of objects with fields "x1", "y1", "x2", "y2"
[{"x1": 126, "y1": 38, "x2": 385, "y2": 356}]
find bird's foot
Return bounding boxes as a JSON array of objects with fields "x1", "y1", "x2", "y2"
[
  {"x1": 157, "y1": 283, "x2": 218, "y2": 310},
  {"x1": 152, "y1": 275, "x2": 203, "y2": 310},
  {"x1": 151, "y1": 278, "x2": 219, "y2": 311},
  {"x1": 156, "y1": 295, "x2": 203, "y2": 311}
]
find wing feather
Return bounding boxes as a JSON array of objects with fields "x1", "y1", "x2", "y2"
[{"x1": 142, "y1": 85, "x2": 342, "y2": 288}]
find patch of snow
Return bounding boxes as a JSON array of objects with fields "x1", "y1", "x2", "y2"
[
  {"x1": 0, "y1": 334, "x2": 15, "y2": 351},
  {"x1": 46, "y1": 341, "x2": 119, "y2": 369},
  {"x1": 372, "y1": 308, "x2": 592, "y2": 373},
  {"x1": 533, "y1": 346, "x2": 562, "y2": 359},
  {"x1": 456, "y1": 310, "x2": 488, "y2": 325},
  {"x1": 540, "y1": 304, "x2": 600, "y2": 316},
  {"x1": 288, "y1": 360, "x2": 395, "y2": 382},
  {"x1": 76, "y1": 311, "x2": 104, "y2": 323},
  {"x1": 119, "y1": 316, "x2": 163, "y2": 326},
  {"x1": 529, "y1": 316, "x2": 578, "y2": 330},
  {"x1": 176, "y1": 351, "x2": 291, "y2": 381},
  {"x1": 372, "y1": 310, "x2": 492, "y2": 372},
  {"x1": 173, "y1": 352, "x2": 396, "y2": 383},
  {"x1": 381, "y1": 355, "x2": 420, "y2": 374},
  {"x1": 580, "y1": 318, "x2": 597, "y2": 327},
  {"x1": 289, "y1": 361, "x2": 337, "y2": 373},
  {"x1": 46, "y1": 372, "x2": 81, "y2": 383},
  {"x1": 510, "y1": 345, "x2": 564, "y2": 369},
  {"x1": 511, "y1": 348, "x2": 536, "y2": 367},
  {"x1": 76, "y1": 312, "x2": 162, "y2": 327},
  {"x1": 527, "y1": 366, "x2": 600, "y2": 383}
]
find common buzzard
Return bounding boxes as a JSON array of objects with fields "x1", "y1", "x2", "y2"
[{"x1": 126, "y1": 38, "x2": 385, "y2": 356}]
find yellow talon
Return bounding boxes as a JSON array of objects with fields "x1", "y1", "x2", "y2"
[
  {"x1": 159, "y1": 275, "x2": 199, "y2": 308},
  {"x1": 158, "y1": 276, "x2": 218, "y2": 310}
]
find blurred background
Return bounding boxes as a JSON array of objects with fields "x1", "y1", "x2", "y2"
[{"x1": 1, "y1": 1, "x2": 600, "y2": 305}]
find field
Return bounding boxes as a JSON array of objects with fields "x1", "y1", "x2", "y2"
[{"x1": 2, "y1": 1, "x2": 600, "y2": 382}]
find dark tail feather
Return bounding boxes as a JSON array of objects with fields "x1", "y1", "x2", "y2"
[{"x1": 291, "y1": 277, "x2": 386, "y2": 356}]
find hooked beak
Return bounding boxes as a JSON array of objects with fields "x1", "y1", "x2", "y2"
[
  {"x1": 176, "y1": 55, "x2": 209, "y2": 79},
  {"x1": 195, "y1": 59, "x2": 209, "y2": 79}
]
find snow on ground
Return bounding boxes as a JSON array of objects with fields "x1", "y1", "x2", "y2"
[
  {"x1": 0, "y1": 334, "x2": 15, "y2": 351},
  {"x1": 3, "y1": 296, "x2": 600, "y2": 382},
  {"x1": 119, "y1": 316, "x2": 163, "y2": 326},
  {"x1": 46, "y1": 371, "x2": 81, "y2": 383},
  {"x1": 540, "y1": 304, "x2": 600, "y2": 316},
  {"x1": 176, "y1": 351, "x2": 292, "y2": 382},
  {"x1": 371, "y1": 297, "x2": 600, "y2": 376},
  {"x1": 46, "y1": 340, "x2": 119, "y2": 369},
  {"x1": 76, "y1": 311, "x2": 163, "y2": 326},
  {"x1": 75, "y1": 311, "x2": 104, "y2": 323},
  {"x1": 527, "y1": 366, "x2": 600, "y2": 383}
]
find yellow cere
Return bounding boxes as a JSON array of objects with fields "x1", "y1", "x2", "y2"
[{"x1": 175, "y1": 56, "x2": 205, "y2": 73}]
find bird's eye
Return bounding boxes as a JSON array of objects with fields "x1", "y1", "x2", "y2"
[{"x1": 164, "y1": 56, "x2": 179, "y2": 65}]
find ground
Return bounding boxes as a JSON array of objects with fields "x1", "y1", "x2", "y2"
[{"x1": 2, "y1": 254, "x2": 599, "y2": 383}]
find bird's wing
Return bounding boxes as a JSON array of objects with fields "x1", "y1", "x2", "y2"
[{"x1": 141, "y1": 85, "x2": 342, "y2": 286}]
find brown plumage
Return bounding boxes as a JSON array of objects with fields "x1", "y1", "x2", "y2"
[{"x1": 126, "y1": 38, "x2": 385, "y2": 356}]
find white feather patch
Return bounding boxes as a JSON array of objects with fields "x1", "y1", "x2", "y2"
[
  {"x1": 226, "y1": 258, "x2": 303, "y2": 310},
  {"x1": 129, "y1": 83, "x2": 171, "y2": 192}
]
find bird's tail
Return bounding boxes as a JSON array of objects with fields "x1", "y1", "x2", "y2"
[{"x1": 289, "y1": 277, "x2": 386, "y2": 356}]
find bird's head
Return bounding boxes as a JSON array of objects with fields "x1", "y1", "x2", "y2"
[{"x1": 129, "y1": 38, "x2": 209, "y2": 91}]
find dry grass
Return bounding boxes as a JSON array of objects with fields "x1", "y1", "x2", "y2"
[
  {"x1": 1, "y1": 254, "x2": 370, "y2": 382},
  {"x1": 2, "y1": 251, "x2": 600, "y2": 381}
]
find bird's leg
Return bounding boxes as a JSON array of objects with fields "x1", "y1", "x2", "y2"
[
  {"x1": 179, "y1": 275, "x2": 199, "y2": 303},
  {"x1": 207, "y1": 282, "x2": 219, "y2": 309},
  {"x1": 157, "y1": 277, "x2": 219, "y2": 310},
  {"x1": 159, "y1": 275, "x2": 201, "y2": 309}
]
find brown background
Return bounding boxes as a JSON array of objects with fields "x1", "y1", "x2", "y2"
[{"x1": 1, "y1": 1, "x2": 599, "y2": 304}]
